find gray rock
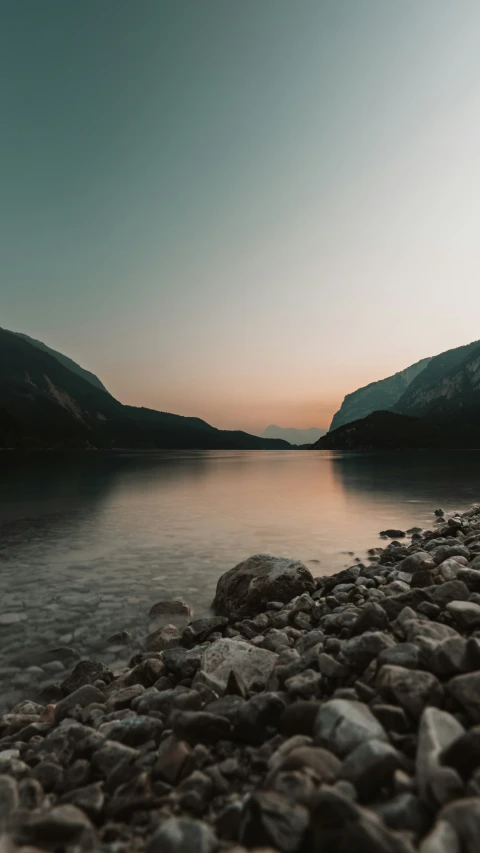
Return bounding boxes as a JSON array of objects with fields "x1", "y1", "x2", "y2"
[
  {"x1": 153, "y1": 735, "x2": 191, "y2": 784},
  {"x1": 419, "y1": 820, "x2": 460, "y2": 853},
  {"x1": 347, "y1": 602, "x2": 390, "y2": 636},
  {"x1": 341, "y1": 631, "x2": 395, "y2": 671},
  {"x1": 54, "y1": 685, "x2": 105, "y2": 723},
  {"x1": 149, "y1": 600, "x2": 192, "y2": 621},
  {"x1": 310, "y1": 786, "x2": 416, "y2": 853},
  {"x1": 405, "y1": 619, "x2": 459, "y2": 649},
  {"x1": 457, "y1": 568, "x2": 480, "y2": 592},
  {"x1": 399, "y1": 552, "x2": 432, "y2": 573},
  {"x1": 314, "y1": 699, "x2": 388, "y2": 757},
  {"x1": 439, "y1": 560, "x2": 463, "y2": 581},
  {"x1": 448, "y1": 671, "x2": 480, "y2": 722},
  {"x1": 183, "y1": 616, "x2": 228, "y2": 646},
  {"x1": 60, "y1": 782, "x2": 104, "y2": 820},
  {"x1": 146, "y1": 624, "x2": 182, "y2": 651},
  {"x1": 15, "y1": 804, "x2": 95, "y2": 849},
  {"x1": 440, "y1": 796, "x2": 480, "y2": 853},
  {"x1": 235, "y1": 692, "x2": 286, "y2": 744},
  {"x1": 240, "y1": 790, "x2": 309, "y2": 852},
  {"x1": 372, "y1": 704, "x2": 411, "y2": 734},
  {"x1": 374, "y1": 793, "x2": 431, "y2": 838},
  {"x1": 273, "y1": 745, "x2": 340, "y2": 783},
  {"x1": 430, "y1": 636, "x2": 470, "y2": 676},
  {"x1": 163, "y1": 645, "x2": 208, "y2": 680},
  {"x1": 99, "y1": 714, "x2": 163, "y2": 746},
  {"x1": 433, "y1": 581, "x2": 470, "y2": 607},
  {"x1": 377, "y1": 642, "x2": 424, "y2": 671},
  {"x1": 416, "y1": 707, "x2": 465, "y2": 807},
  {"x1": 92, "y1": 740, "x2": 139, "y2": 776},
  {"x1": 171, "y1": 710, "x2": 231, "y2": 744},
  {"x1": 61, "y1": 660, "x2": 112, "y2": 694},
  {"x1": 106, "y1": 684, "x2": 145, "y2": 710},
  {"x1": 317, "y1": 652, "x2": 349, "y2": 678},
  {"x1": 212, "y1": 554, "x2": 315, "y2": 617},
  {"x1": 340, "y1": 738, "x2": 403, "y2": 800},
  {"x1": 146, "y1": 816, "x2": 217, "y2": 853},
  {"x1": 284, "y1": 668, "x2": 322, "y2": 697},
  {"x1": 446, "y1": 600, "x2": 480, "y2": 630},
  {"x1": 433, "y1": 545, "x2": 470, "y2": 564},
  {"x1": 201, "y1": 638, "x2": 278, "y2": 691},
  {"x1": 376, "y1": 665, "x2": 443, "y2": 718},
  {"x1": 0, "y1": 774, "x2": 18, "y2": 828}
]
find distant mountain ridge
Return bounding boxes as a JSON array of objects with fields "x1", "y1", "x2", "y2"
[
  {"x1": 330, "y1": 357, "x2": 431, "y2": 431},
  {"x1": 261, "y1": 425, "x2": 327, "y2": 445},
  {"x1": 317, "y1": 338, "x2": 480, "y2": 450},
  {"x1": 0, "y1": 328, "x2": 291, "y2": 450},
  {"x1": 393, "y1": 340, "x2": 480, "y2": 417}
]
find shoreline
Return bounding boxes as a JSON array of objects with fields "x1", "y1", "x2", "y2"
[{"x1": 1, "y1": 504, "x2": 480, "y2": 850}]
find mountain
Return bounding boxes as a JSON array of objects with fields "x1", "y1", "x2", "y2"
[
  {"x1": 127, "y1": 408, "x2": 291, "y2": 450},
  {"x1": 393, "y1": 340, "x2": 480, "y2": 417},
  {"x1": 261, "y1": 425, "x2": 327, "y2": 446},
  {"x1": 329, "y1": 357, "x2": 431, "y2": 431},
  {"x1": 317, "y1": 339, "x2": 480, "y2": 450},
  {"x1": 0, "y1": 328, "x2": 291, "y2": 450},
  {"x1": 316, "y1": 409, "x2": 480, "y2": 451},
  {"x1": 8, "y1": 329, "x2": 108, "y2": 393}
]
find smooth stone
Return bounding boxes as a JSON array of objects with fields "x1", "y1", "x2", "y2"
[
  {"x1": 419, "y1": 820, "x2": 460, "y2": 853},
  {"x1": 341, "y1": 631, "x2": 395, "y2": 670},
  {"x1": 446, "y1": 601, "x2": 480, "y2": 630},
  {"x1": 149, "y1": 600, "x2": 192, "y2": 620},
  {"x1": 201, "y1": 638, "x2": 278, "y2": 691},
  {"x1": 416, "y1": 707, "x2": 465, "y2": 807},
  {"x1": 376, "y1": 665, "x2": 443, "y2": 718},
  {"x1": 448, "y1": 671, "x2": 480, "y2": 722},
  {"x1": 54, "y1": 686, "x2": 106, "y2": 723},
  {"x1": 310, "y1": 786, "x2": 416, "y2": 853},
  {"x1": 240, "y1": 790, "x2": 309, "y2": 852},
  {"x1": 440, "y1": 796, "x2": 480, "y2": 853},
  {"x1": 340, "y1": 738, "x2": 403, "y2": 801},
  {"x1": 146, "y1": 816, "x2": 217, "y2": 853},
  {"x1": 146, "y1": 624, "x2": 182, "y2": 652},
  {"x1": 314, "y1": 699, "x2": 388, "y2": 757},
  {"x1": 433, "y1": 581, "x2": 470, "y2": 607}
]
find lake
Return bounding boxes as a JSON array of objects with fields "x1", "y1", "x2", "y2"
[{"x1": 1, "y1": 449, "x2": 480, "y2": 707}]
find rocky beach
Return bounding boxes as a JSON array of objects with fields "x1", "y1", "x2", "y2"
[{"x1": 2, "y1": 505, "x2": 480, "y2": 852}]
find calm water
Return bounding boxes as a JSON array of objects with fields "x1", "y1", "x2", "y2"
[{"x1": 1, "y1": 449, "x2": 480, "y2": 705}]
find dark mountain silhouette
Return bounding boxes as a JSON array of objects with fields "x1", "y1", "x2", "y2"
[
  {"x1": 320, "y1": 339, "x2": 480, "y2": 450},
  {"x1": 126, "y1": 407, "x2": 291, "y2": 450},
  {"x1": 8, "y1": 328, "x2": 108, "y2": 392},
  {"x1": 316, "y1": 409, "x2": 480, "y2": 450},
  {"x1": 0, "y1": 328, "x2": 290, "y2": 450}
]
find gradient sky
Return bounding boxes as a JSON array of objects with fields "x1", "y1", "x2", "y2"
[{"x1": 2, "y1": 0, "x2": 480, "y2": 432}]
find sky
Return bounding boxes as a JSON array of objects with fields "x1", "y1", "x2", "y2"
[{"x1": 2, "y1": 0, "x2": 480, "y2": 433}]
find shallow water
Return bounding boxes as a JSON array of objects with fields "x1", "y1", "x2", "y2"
[{"x1": 1, "y1": 449, "x2": 480, "y2": 707}]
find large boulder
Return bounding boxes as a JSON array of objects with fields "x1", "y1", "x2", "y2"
[{"x1": 212, "y1": 554, "x2": 315, "y2": 617}]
